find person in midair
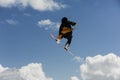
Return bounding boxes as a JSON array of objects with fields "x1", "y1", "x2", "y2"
[{"x1": 56, "y1": 17, "x2": 76, "y2": 50}]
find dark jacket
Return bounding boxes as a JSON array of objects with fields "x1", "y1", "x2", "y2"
[{"x1": 59, "y1": 21, "x2": 76, "y2": 35}]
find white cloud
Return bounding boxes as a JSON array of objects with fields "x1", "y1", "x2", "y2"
[
  {"x1": 0, "y1": 69, "x2": 24, "y2": 80},
  {"x1": 73, "y1": 56, "x2": 85, "y2": 63},
  {"x1": 38, "y1": 19, "x2": 53, "y2": 26},
  {"x1": 0, "y1": 0, "x2": 66, "y2": 11},
  {"x1": 6, "y1": 19, "x2": 18, "y2": 25},
  {"x1": 0, "y1": 65, "x2": 8, "y2": 73},
  {"x1": 0, "y1": 63, "x2": 53, "y2": 80},
  {"x1": 38, "y1": 19, "x2": 60, "y2": 31},
  {"x1": 23, "y1": 13, "x2": 31, "y2": 16},
  {"x1": 71, "y1": 76, "x2": 79, "y2": 80},
  {"x1": 0, "y1": 0, "x2": 16, "y2": 8},
  {"x1": 19, "y1": 0, "x2": 66, "y2": 11},
  {"x1": 2, "y1": 53, "x2": 120, "y2": 80},
  {"x1": 80, "y1": 53, "x2": 120, "y2": 80}
]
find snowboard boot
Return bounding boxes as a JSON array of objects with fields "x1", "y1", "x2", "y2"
[
  {"x1": 64, "y1": 44, "x2": 69, "y2": 51},
  {"x1": 56, "y1": 39, "x2": 61, "y2": 44}
]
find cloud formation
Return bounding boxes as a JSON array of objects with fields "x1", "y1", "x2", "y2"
[
  {"x1": 0, "y1": 0, "x2": 16, "y2": 8},
  {"x1": 0, "y1": 63, "x2": 52, "y2": 80},
  {"x1": 0, "y1": 0, "x2": 66, "y2": 11},
  {"x1": 80, "y1": 53, "x2": 120, "y2": 80},
  {"x1": 1, "y1": 53, "x2": 120, "y2": 80},
  {"x1": 6, "y1": 19, "x2": 18, "y2": 25},
  {"x1": 0, "y1": 65, "x2": 8, "y2": 73},
  {"x1": 38, "y1": 19, "x2": 60, "y2": 31},
  {"x1": 71, "y1": 76, "x2": 79, "y2": 80},
  {"x1": 73, "y1": 56, "x2": 84, "y2": 63}
]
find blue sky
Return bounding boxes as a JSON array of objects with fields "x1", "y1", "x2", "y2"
[{"x1": 0, "y1": 0, "x2": 120, "y2": 80}]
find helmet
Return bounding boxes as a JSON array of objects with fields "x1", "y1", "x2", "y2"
[{"x1": 61, "y1": 17, "x2": 68, "y2": 23}]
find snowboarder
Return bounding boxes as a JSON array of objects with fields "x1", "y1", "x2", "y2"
[{"x1": 56, "y1": 17, "x2": 76, "y2": 51}]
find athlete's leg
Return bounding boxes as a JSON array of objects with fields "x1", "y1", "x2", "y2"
[
  {"x1": 56, "y1": 34, "x2": 63, "y2": 44},
  {"x1": 64, "y1": 35, "x2": 72, "y2": 50}
]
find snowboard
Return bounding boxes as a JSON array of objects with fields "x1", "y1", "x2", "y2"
[{"x1": 50, "y1": 33, "x2": 73, "y2": 56}]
